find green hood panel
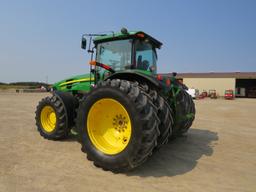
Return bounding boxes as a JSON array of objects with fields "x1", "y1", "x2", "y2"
[{"x1": 53, "y1": 74, "x2": 94, "y2": 92}]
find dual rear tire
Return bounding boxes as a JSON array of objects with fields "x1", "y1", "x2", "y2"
[
  {"x1": 76, "y1": 79, "x2": 161, "y2": 172},
  {"x1": 172, "y1": 88, "x2": 196, "y2": 138}
]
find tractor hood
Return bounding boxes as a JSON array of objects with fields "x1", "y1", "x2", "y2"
[{"x1": 53, "y1": 73, "x2": 94, "y2": 92}]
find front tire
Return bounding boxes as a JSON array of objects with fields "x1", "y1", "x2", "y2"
[
  {"x1": 35, "y1": 95, "x2": 70, "y2": 140},
  {"x1": 76, "y1": 79, "x2": 160, "y2": 172}
]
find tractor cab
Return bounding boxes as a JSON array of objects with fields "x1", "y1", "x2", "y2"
[{"x1": 81, "y1": 28, "x2": 162, "y2": 81}]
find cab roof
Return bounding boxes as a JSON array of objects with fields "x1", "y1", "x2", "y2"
[{"x1": 93, "y1": 31, "x2": 163, "y2": 49}]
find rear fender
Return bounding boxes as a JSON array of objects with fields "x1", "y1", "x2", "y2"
[{"x1": 105, "y1": 71, "x2": 163, "y2": 91}]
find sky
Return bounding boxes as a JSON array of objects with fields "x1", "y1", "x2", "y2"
[{"x1": 0, "y1": 0, "x2": 256, "y2": 83}]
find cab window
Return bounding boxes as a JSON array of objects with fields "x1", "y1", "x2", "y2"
[{"x1": 135, "y1": 40, "x2": 157, "y2": 74}]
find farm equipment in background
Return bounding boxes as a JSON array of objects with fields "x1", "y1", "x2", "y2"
[
  {"x1": 224, "y1": 89, "x2": 234, "y2": 99},
  {"x1": 35, "y1": 28, "x2": 195, "y2": 172},
  {"x1": 198, "y1": 90, "x2": 207, "y2": 99},
  {"x1": 209, "y1": 89, "x2": 217, "y2": 99},
  {"x1": 202, "y1": 90, "x2": 208, "y2": 97},
  {"x1": 186, "y1": 88, "x2": 199, "y2": 99}
]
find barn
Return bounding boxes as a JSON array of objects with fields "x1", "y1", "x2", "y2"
[{"x1": 164, "y1": 72, "x2": 256, "y2": 98}]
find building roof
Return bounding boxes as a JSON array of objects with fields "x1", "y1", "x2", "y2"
[{"x1": 162, "y1": 72, "x2": 256, "y2": 79}]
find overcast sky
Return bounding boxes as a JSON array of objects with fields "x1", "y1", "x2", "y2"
[{"x1": 0, "y1": 0, "x2": 256, "y2": 83}]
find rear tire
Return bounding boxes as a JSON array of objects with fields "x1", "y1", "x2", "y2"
[
  {"x1": 156, "y1": 98, "x2": 174, "y2": 145},
  {"x1": 76, "y1": 79, "x2": 160, "y2": 172},
  {"x1": 140, "y1": 84, "x2": 174, "y2": 147},
  {"x1": 172, "y1": 88, "x2": 195, "y2": 137}
]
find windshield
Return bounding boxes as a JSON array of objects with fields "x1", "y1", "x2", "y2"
[
  {"x1": 95, "y1": 39, "x2": 157, "y2": 75},
  {"x1": 134, "y1": 40, "x2": 157, "y2": 74},
  {"x1": 96, "y1": 39, "x2": 132, "y2": 71}
]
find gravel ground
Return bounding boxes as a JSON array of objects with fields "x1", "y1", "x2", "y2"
[{"x1": 0, "y1": 92, "x2": 255, "y2": 192}]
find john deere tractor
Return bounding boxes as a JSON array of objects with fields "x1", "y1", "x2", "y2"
[{"x1": 35, "y1": 28, "x2": 195, "y2": 172}]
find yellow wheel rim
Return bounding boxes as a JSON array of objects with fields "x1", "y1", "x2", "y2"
[
  {"x1": 40, "y1": 106, "x2": 57, "y2": 132},
  {"x1": 87, "y1": 98, "x2": 132, "y2": 155}
]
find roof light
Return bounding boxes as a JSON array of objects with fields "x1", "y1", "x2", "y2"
[{"x1": 136, "y1": 33, "x2": 145, "y2": 38}]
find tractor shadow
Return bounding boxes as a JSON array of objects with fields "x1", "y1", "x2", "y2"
[
  {"x1": 65, "y1": 133, "x2": 78, "y2": 142},
  {"x1": 126, "y1": 128, "x2": 218, "y2": 177},
  {"x1": 60, "y1": 129, "x2": 79, "y2": 142}
]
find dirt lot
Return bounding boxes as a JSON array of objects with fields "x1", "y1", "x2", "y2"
[{"x1": 0, "y1": 92, "x2": 255, "y2": 192}]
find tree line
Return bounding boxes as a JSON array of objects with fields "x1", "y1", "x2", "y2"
[{"x1": 0, "y1": 82, "x2": 50, "y2": 87}]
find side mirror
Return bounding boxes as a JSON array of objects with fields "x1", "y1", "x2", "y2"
[{"x1": 81, "y1": 36, "x2": 87, "y2": 49}]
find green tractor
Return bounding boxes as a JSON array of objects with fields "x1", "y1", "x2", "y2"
[{"x1": 35, "y1": 28, "x2": 195, "y2": 172}]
